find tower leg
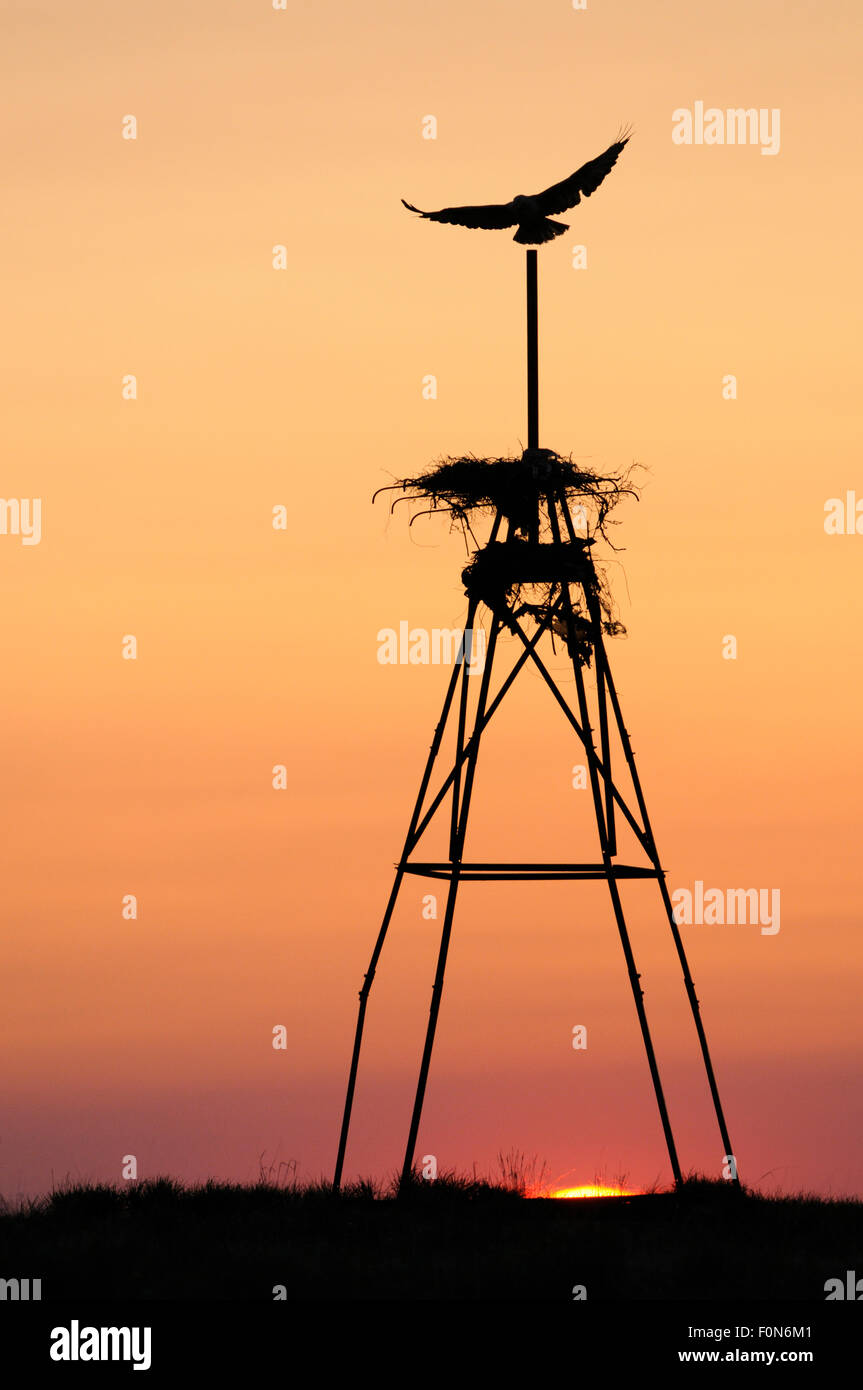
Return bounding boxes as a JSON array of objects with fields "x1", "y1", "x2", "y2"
[
  {"x1": 399, "y1": 615, "x2": 501, "y2": 1190},
  {"x1": 597, "y1": 645, "x2": 740, "y2": 1185},
  {"x1": 596, "y1": 659, "x2": 616, "y2": 855},
  {"x1": 570, "y1": 634, "x2": 683, "y2": 1185},
  {"x1": 448, "y1": 599, "x2": 479, "y2": 860},
  {"x1": 333, "y1": 648, "x2": 466, "y2": 1190},
  {"x1": 546, "y1": 489, "x2": 683, "y2": 1184},
  {"x1": 568, "y1": 485, "x2": 738, "y2": 1184}
]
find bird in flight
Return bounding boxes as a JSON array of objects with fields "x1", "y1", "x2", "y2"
[{"x1": 402, "y1": 131, "x2": 631, "y2": 246}]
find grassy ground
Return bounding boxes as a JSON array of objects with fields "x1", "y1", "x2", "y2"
[{"x1": 1, "y1": 1168, "x2": 860, "y2": 1300}]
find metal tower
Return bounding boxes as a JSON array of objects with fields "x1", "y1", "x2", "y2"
[{"x1": 333, "y1": 249, "x2": 738, "y2": 1193}]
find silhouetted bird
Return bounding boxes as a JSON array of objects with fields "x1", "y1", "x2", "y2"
[{"x1": 402, "y1": 133, "x2": 630, "y2": 246}]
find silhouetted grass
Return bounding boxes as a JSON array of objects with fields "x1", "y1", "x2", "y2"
[{"x1": 1, "y1": 1168, "x2": 860, "y2": 1300}]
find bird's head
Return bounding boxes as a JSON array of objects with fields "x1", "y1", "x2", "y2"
[{"x1": 512, "y1": 194, "x2": 530, "y2": 207}]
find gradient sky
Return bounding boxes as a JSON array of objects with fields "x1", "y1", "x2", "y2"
[{"x1": 2, "y1": 1, "x2": 862, "y2": 1201}]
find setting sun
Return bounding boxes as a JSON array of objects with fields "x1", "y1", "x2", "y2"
[{"x1": 546, "y1": 1185, "x2": 641, "y2": 1200}]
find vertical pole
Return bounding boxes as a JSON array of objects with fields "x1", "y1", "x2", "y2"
[{"x1": 526, "y1": 249, "x2": 538, "y2": 450}]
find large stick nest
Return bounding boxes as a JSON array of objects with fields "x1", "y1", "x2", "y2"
[
  {"x1": 374, "y1": 448, "x2": 639, "y2": 546},
  {"x1": 374, "y1": 448, "x2": 641, "y2": 665}
]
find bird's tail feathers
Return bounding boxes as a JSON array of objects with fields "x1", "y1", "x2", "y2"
[{"x1": 514, "y1": 218, "x2": 568, "y2": 245}]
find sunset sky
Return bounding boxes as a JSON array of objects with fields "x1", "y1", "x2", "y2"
[{"x1": 3, "y1": 1, "x2": 862, "y2": 1202}]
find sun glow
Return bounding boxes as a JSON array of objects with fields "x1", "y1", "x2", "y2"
[{"x1": 546, "y1": 1184, "x2": 639, "y2": 1199}]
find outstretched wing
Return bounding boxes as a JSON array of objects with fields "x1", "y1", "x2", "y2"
[
  {"x1": 534, "y1": 135, "x2": 630, "y2": 217},
  {"x1": 401, "y1": 198, "x2": 517, "y2": 230}
]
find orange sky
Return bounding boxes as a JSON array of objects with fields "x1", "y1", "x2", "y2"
[{"x1": 2, "y1": 1, "x2": 862, "y2": 1200}]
